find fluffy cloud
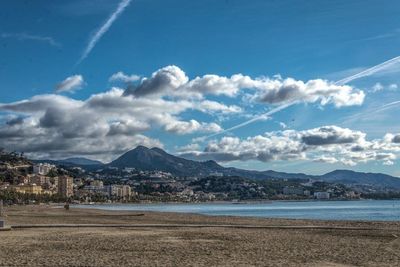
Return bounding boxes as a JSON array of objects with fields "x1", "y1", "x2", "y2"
[
  {"x1": 164, "y1": 119, "x2": 222, "y2": 135},
  {"x1": 195, "y1": 100, "x2": 242, "y2": 114},
  {"x1": 389, "y1": 84, "x2": 398, "y2": 91},
  {"x1": 125, "y1": 66, "x2": 188, "y2": 97},
  {"x1": 0, "y1": 87, "x2": 228, "y2": 160},
  {"x1": 123, "y1": 65, "x2": 365, "y2": 107},
  {"x1": 55, "y1": 75, "x2": 85, "y2": 93},
  {"x1": 253, "y1": 78, "x2": 365, "y2": 107},
  {"x1": 5, "y1": 116, "x2": 25, "y2": 126},
  {"x1": 371, "y1": 83, "x2": 384, "y2": 93},
  {"x1": 0, "y1": 66, "x2": 368, "y2": 161},
  {"x1": 371, "y1": 83, "x2": 398, "y2": 93},
  {"x1": 109, "y1": 71, "x2": 140, "y2": 83},
  {"x1": 385, "y1": 133, "x2": 400, "y2": 144},
  {"x1": 181, "y1": 126, "x2": 400, "y2": 166},
  {"x1": 298, "y1": 126, "x2": 365, "y2": 146}
]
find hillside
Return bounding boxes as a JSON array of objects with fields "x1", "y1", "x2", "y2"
[
  {"x1": 109, "y1": 146, "x2": 226, "y2": 177},
  {"x1": 110, "y1": 146, "x2": 400, "y2": 189},
  {"x1": 321, "y1": 170, "x2": 400, "y2": 189},
  {"x1": 58, "y1": 157, "x2": 103, "y2": 166},
  {"x1": 36, "y1": 146, "x2": 400, "y2": 190}
]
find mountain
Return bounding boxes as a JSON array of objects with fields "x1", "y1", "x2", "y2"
[
  {"x1": 58, "y1": 157, "x2": 103, "y2": 166},
  {"x1": 261, "y1": 170, "x2": 313, "y2": 180},
  {"x1": 320, "y1": 170, "x2": 400, "y2": 189},
  {"x1": 34, "y1": 157, "x2": 102, "y2": 167},
  {"x1": 109, "y1": 146, "x2": 225, "y2": 177},
  {"x1": 108, "y1": 146, "x2": 400, "y2": 190}
]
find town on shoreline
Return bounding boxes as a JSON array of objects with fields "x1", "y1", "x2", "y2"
[{"x1": 1, "y1": 150, "x2": 399, "y2": 205}]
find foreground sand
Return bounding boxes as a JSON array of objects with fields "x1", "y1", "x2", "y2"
[{"x1": 0, "y1": 205, "x2": 399, "y2": 266}]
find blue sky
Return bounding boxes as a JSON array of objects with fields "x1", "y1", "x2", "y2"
[{"x1": 1, "y1": 0, "x2": 400, "y2": 176}]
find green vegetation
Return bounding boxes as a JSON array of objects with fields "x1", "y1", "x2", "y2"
[{"x1": 0, "y1": 190, "x2": 68, "y2": 205}]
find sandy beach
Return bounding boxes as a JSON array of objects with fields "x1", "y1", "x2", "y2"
[{"x1": 0, "y1": 205, "x2": 399, "y2": 267}]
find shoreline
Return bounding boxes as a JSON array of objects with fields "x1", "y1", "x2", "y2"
[
  {"x1": 70, "y1": 199, "x2": 400, "y2": 223},
  {"x1": 1, "y1": 205, "x2": 399, "y2": 266},
  {"x1": 70, "y1": 198, "x2": 393, "y2": 207},
  {"x1": 4, "y1": 203, "x2": 400, "y2": 225}
]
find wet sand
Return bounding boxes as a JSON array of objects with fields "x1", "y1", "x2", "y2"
[{"x1": 0, "y1": 205, "x2": 399, "y2": 266}]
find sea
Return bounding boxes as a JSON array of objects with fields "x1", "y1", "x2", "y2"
[{"x1": 74, "y1": 200, "x2": 400, "y2": 221}]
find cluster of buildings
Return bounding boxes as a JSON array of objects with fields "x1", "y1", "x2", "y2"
[
  {"x1": 0, "y1": 162, "x2": 135, "y2": 201},
  {"x1": 33, "y1": 163, "x2": 54, "y2": 175},
  {"x1": 77, "y1": 179, "x2": 134, "y2": 200},
  {"x1": 281, "y1": 183, "x2": 360, "y2": 200},
  {"x1": 2, "y1": 175, "x2": 74, "y2": 198},
  {"x1": 0, "y1": 157, "x2": 364, "y2": 203},
  {"x1": 0, "y1": 161, "x2": 74, "y2": 198},
  {"x1": 5, "y1": 171, "x2": 74, "y2": 198}
]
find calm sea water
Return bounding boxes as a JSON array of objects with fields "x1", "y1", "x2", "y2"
[{"x1": 75, "y1": 200, "x2": 400, "y2": 221}]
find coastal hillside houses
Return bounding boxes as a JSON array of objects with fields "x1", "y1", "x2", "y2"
[
  {"x1": 33, "y1": 163, "x2": 56, "y2": 175},
  {"x1": 80, "y1": 181, "x2": 134, "y2": 201},
  {"x1": 0, "y1": 150, "x2": 372, "y2": 204},
  {"x1": 58, "y1": 176, "x2": 74, "y2": 198},
  {"x1": 283, "y1": 186, "x2": 305, "y2": 196},
  {"x1": 12, "y1": 184, "x2": 45, "y2": 195},
  {"x1": 314, "y1": 192, "x2": 330, "y2": 199}
]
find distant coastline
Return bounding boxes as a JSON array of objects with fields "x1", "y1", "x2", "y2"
[{"x1": 73, "y1": 199, "x2": 400, "y2": 222}]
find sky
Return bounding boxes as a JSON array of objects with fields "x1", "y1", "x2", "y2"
[{"x1": 1, "y1": 0, "x2": 400, "y2": 176}]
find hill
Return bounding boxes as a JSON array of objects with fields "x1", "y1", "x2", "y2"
[
  {"x1": 108, "y1": 146, "x2": 400, "y2": 190},
  {"x1": 321, "y1": 170, "x2": 400, "y2": 189},
  {"x1": 109, "y1": 146, "x2": 226, "y2": 177},
  {"x1": 58, "y1": 157, "x2": 103, "y2": 166},
  {"x1": 34, "y1": 146, "x2": 400, "y2": 190}
]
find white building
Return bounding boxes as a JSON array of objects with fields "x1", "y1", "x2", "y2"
[
  {"x1": 314, "y1": 192, "x2": 330, "y2": 199},
  {"x1": 106, "y1": 185, "x2": 132, "y2": 200},
  {"x1": 33, "y1": 163, "x2": 55, "y2": 175}
]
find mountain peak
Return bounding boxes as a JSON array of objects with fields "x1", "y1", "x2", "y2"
[
  {"x1": 133, "y1": 145, "x2": 150, "y2": 151},
  {"x1": 106, "y1": 146, "x2": 400, "y2": 189},
  {"x1": 60, "y1": 157, "x2": 103, "y2": 166},
  {"x1": 109, "y1": 146, "x2": 222, "y2": 176},
  {"x1": 150, "y1": 147, "x2": 167, "y2": 154}
]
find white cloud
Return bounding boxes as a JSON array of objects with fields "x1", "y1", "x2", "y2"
[
  {"x1": 371, "y1": 83, "x2": 384, "y2": 93},
  {"x1": 195, "y1": 100, "x2": 242, "y2": 114},
  {"x1": 385, "y1": 133, "x2": 400, "y2": 144},
  {"x1": 389, "y1": 84, "x2": 398, "y2": 91},
  {"x1": 55, "y1": 75, "x2": 85, "y2": 93},
  {"x1": 279, "y1": 122, "x2": 287, "y2": 129},
  {"x1": 176, "y1": 143, "x2": 201, "y2": 153},
  {"x1": 109, "y1": 71, "x2": 140, "y2": 83},
  {"x1": 125, "y1": 65, "x2": 189, "y2": 97},
  {"x1": 298, "y1": 126, "x2": 365, "y2": 146},
  {"x1": 0, "y1": 66, "x2": 370, "y2": 161},
  {"x1": 371, "y1": 82, "x2": 398, "y2": 93},
  {"x1": 181, "y1": 126, "x2": 400, "y2": 166},
  {"x1": 253, "y1": 78, "x2": 365, "y2": 107},
  {"x1": 0, "y1": 87, "x2": 226, "y2": 160},
  {"x1": 164, "y1": 119, "x2": 222, "y2": 135},
  {"x1": 125, "y1": 65, "x2": 365, "y2": 108},
  {"x1": 1, "y1": 33, "x2": 61, "y2": 47}
]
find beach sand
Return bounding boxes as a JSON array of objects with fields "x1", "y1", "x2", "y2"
[{"x1": 0, "y1": 205, "x2": 399, "y2": 266}]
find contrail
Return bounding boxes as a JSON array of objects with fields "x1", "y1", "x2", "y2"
[
  {"x1": 77, "y1": 0, "x2": 132, "y2": 64},
  {"x1": 335, "y1": 55, "x2": 400, "y2": 85},
  {"x1": 201, "y1": 102, "x2": 296, "y2": 141},
  {"x1": 342, "y1": 100, "x2": 400, "y2": 124},
  {"x1": 200, "y1": 55, "x2": 400, "y2": 141}
]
